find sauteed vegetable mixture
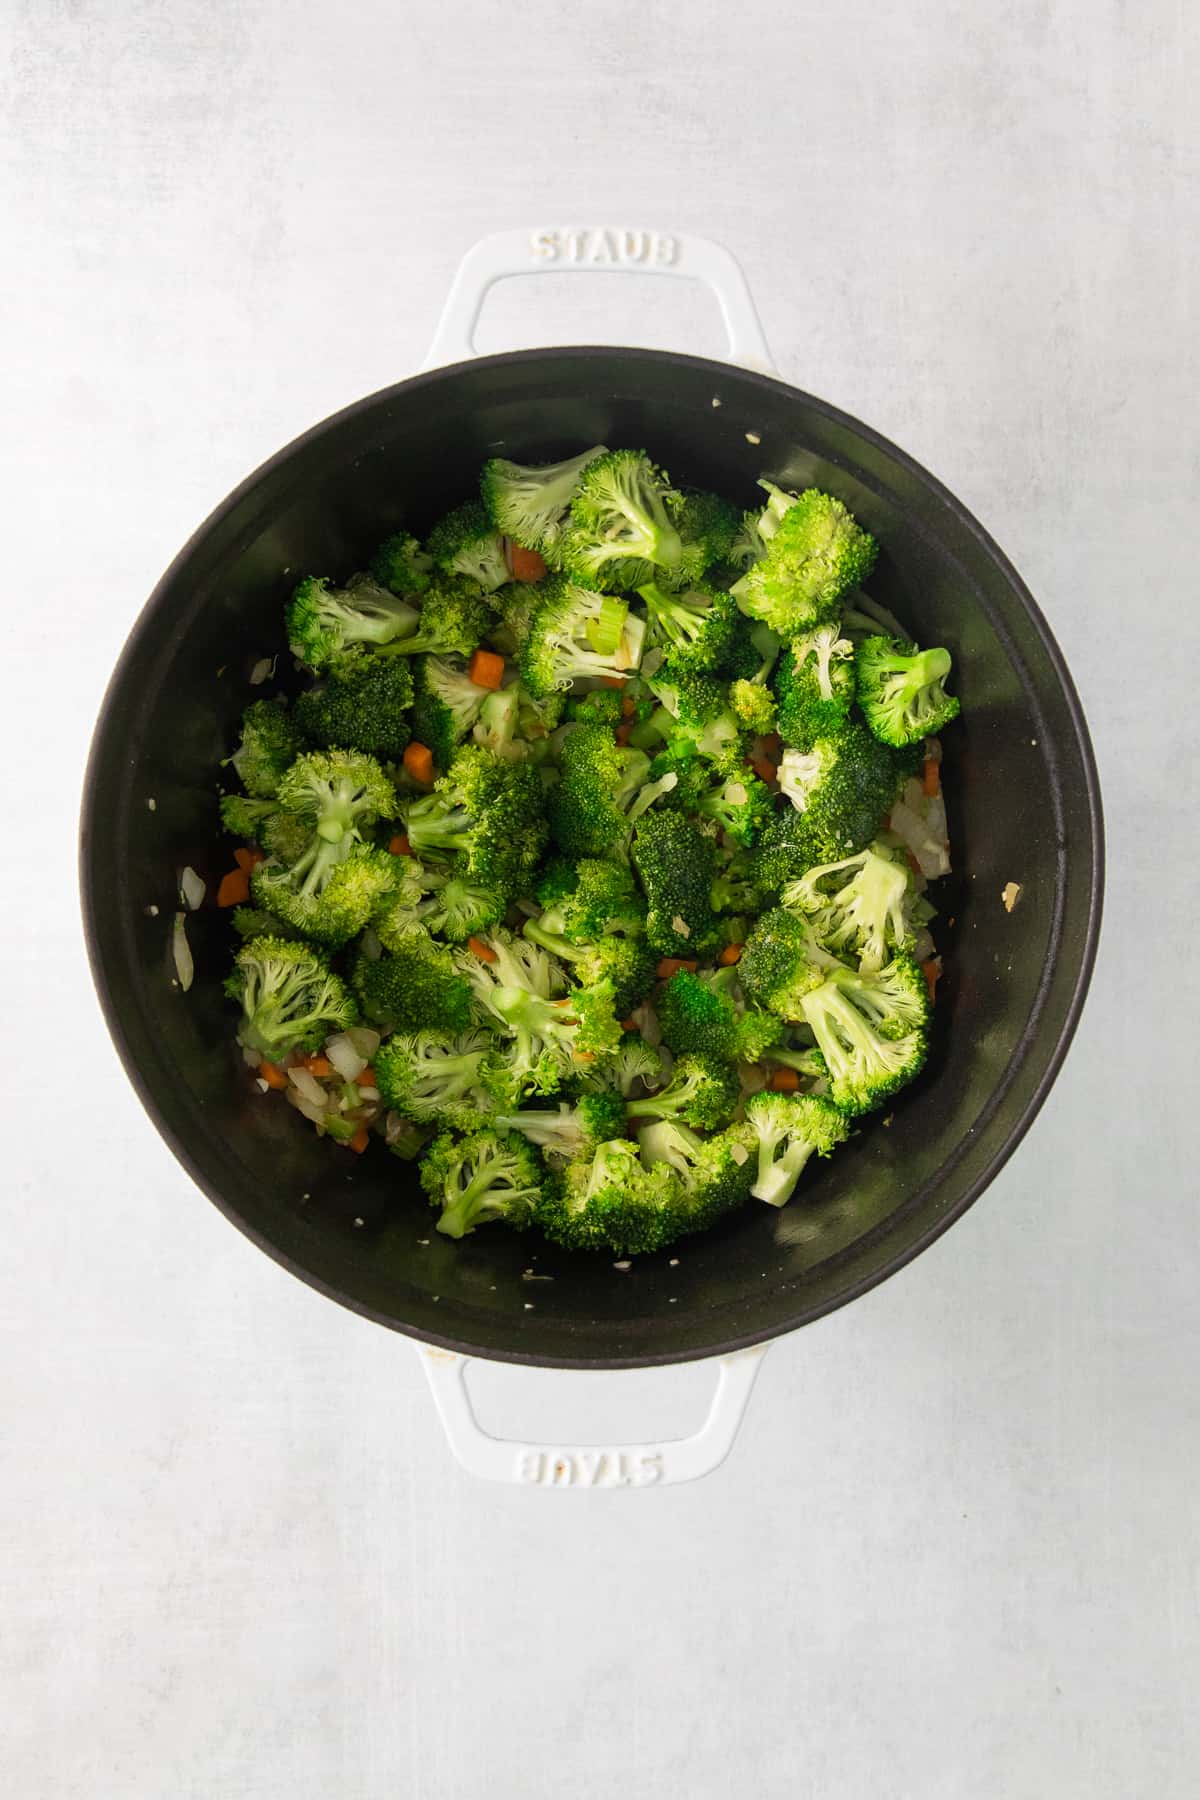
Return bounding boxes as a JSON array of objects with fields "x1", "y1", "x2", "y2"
[{"x1": 210, "y1": 449, "x2": 959, "y2": 1253}]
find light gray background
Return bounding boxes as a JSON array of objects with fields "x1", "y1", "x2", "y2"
[{"x1": 3, "y1": 3, "x2": 1197, "y2": 1795}]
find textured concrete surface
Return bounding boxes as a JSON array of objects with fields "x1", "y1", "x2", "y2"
[{"x1": 2, "y1": 2, "x2": 1198, "y2": 1795}]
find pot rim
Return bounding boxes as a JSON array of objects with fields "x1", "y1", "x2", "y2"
[{"x1": 80, "y1": 345, "x2": 1105, "y2": 1369}]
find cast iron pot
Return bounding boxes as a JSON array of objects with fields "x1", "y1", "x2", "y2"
[{"x1": 81, "y1": 231, "x2": 1102, "y2": 1484}]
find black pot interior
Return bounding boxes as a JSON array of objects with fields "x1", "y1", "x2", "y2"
[{"x1": 81, "y1": 350, "x2": 1102, "y2": 1367}]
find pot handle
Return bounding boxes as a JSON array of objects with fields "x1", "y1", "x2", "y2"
[
  {"x1": 421, "y1": 227, "x2": 775, "y2": 374},
  {"x1": 419, "y1": 1343, "x2": 767, "y2": 1486}
]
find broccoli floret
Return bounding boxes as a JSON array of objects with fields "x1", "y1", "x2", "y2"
[
  {"x1": 245, "y1": 750, "x2": 397, "y2": 943},
  {"x1": 292, "y1": 658, "x2": 414, "y2": 762},
  {"x1": 753, "y1": 809, "x2": 823, "y2": 897},
  {"x1": 775, "y1": 721, "x2": 907, "y2": 864},
  {"x1": 710, "y1": 847, "x2": 763, "y2": 916},
  {"x1": 729, "y1": 679, "x2": 777, "y2": 735},
  {"x1": 480, "y1": 446, "x2": 608, "y2": 558},
  {"x1": 252, "y1": 845, "x2": 397, "y2": 947},
  {"x1": 372, "y1": 855, "x2": 446, "y2": 941},
  {"x1": 529, "y1": 857, "x2": 646, "y2": 943},
  {"x1": 488, "y1": 582, "x2": 544, "y2": 655},
  {"x1": 227, "y1": 699, "x2": 302, "y2": 798},
  {"x1": 372, "y1": 576, "x2": 492, "y2": 661},
  {"x1": 739, "y1": 907, "x2": 830, "y2": 1022},
  {"x1": 625, "y1": 1053, "x2": 740, "y2": 1131},
  {"x1": 782, "y1": 843, "x2": 915, "y2": 972},
  {"x1": 657, "y1": 969, "x2": 783, "y2": 1064},
  {"x1": 647, "y1": 670, "x2": 744, "y2": 765},
  {"x1": 401, "y1": 744, "x2": 547, "y2": 899},
  {"x1": 731, "y1": 489, "x2": 877, "y2": 635},
  {"x1": 630, "y1": 811, "x2": 721, "y2": 959},
  {"x1": 409, "y1": 655, "x2": 489, "y2": 770},
  {"x1": 854, "y1": 635, "x2": 960, "y2": 747},
  {"x1": 565, "y1": 687, "x2": 625, "y2": 728},
  {"x1": 219, "y1": 792, "x2": 279, "y2": 843},
  {"x1": 374, "y1": 1029, "x2": 503, "y2": 1127},
  {"x1": 669, "y1": 490, "x2": 740, "y2": 581},
  {"x1": 774, "y1": 624, "x2": 856, "y2": 750},
  {"x1": 426, "y1": 499, "x2": 510, "y2": 593},
  {"x1": 584, "y1": 1035, "x2": 667, "y2": 1097},
  {"x1": 224, "y1": 936, "x2": 357, "y2": 1059},
  {"x1": 726, "y1": 509, "x2": 768, "y2": 570},
  {"x1": 519, "y1": 576, "x2": 646, "y2": 698},
  {"x1": 536, "y1": 1138, "x2": 688, "y2": 1254},
  {"x1": 457, "y1": 931, "x2": 622, "y2": 1095},
  {"x1": 743, "y1": 1092, "x2": 849, "y2": 1207},
  {"x1": 419, "y1": 871, "x2": 509, "y2": 943},
  {"x1": 492, "y1": 1090, "x2": 627, "y2": 1160},
  {"x1": 720, "y1": 616, "x2": 783, "y2": 685},
  {"x1": 637, "y1": 579, "x2": 739, "y2": 674},
  {"x1": 228, "y1": 905, "x2": 307, "y2": 944},
  {"x1": 695, "y1": 767, "x2": 774, "y2": 847},
  {"x1": 286, "y1": 574, "x2": 421, "y2": 672},
  {"x1": 799, "y1": 953, "x2": 930, "y2": 1115},
  {"x1": 370, "y1": 532, "x2": 434, "y2": 597},
  {"x1": 561, "y1": 449, "x2": 684, "y2": 591},
  {"x1": 523, "y1": 915, "x2": 657, "y2": 1020},
  {"x1": 637, "y1": 1119, "x2": 756, "y2": 1230},
  {"x1": 420, "y1": 1127, "x2": 547, "y2": 1238},
  {"x1": 352, "y1": 928, "x2": 474, "y2": 1037},
  {"x1": 548, "y1": 726, "x2": 678, "y2": 861}
]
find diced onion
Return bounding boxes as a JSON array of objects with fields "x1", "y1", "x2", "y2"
[
  {"x1": 179, "y1": 865, "x2": 206, "y2": 911},
  {"x1": 325, "y1": 1033, "x2": 367, "y2": 1082},
  {"x1": 345, "y1": 1026, "x2": 381, "y2": 1060},
  {"x1": 287, "y1": 1066, "x2": 328, "y2": 1108},
  {"x1": 242, "y1": 1045, "x2": 262, "y2": 1068},
  {"x1": 285, "y1": 1085, "x2": 328, "y2": 1126},
  {"x1": 171, "y1": 912, "x2": 194, "y2": 991},
  {"x1": 249, "y1": 655, "x2": 277, "y2": 686},
  {"x1": 630, "y1": 1001, "x2": 661, "y2": 1047}
]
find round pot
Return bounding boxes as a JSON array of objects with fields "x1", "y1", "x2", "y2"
[{"x1": 81, "y1": 231, "x2": 1102, "y2": 1483}]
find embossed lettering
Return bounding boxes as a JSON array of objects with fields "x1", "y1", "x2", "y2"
[
  {"x1": 635, "y1": 1452, "x2": 664, "y2": 1485},
  {"x1": 561, "y1": 230, "x2": 584, "y2": 262},
  {"x1": 548, "y1": 1454, "x2": 574, "y2": 1486},
  {"x1": 530, "y1": 230, "x2": 558, "y2": 260},
  {"x1": 516, "y1": 1450, "x2": 544, "y2": 1483},
  {"x1": 653, "y1": 235, "x2": 678, "y2": 266},
  {"x1": 589, "y1": 229, "x2": 616, "y2": 264},
  {"x1": 575, "y1": 1451, "x2": 603, "y2": 1485},
  {"x1": 620, "y1": 230, "x2": 649, "y2": 263}
]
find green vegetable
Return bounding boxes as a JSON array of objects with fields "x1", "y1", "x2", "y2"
[
  {"x1": 854, "y1": 635, "x2": 960, "y2": 747},
  {"x1": 225, "y1": 936, "x2": 357, "y2": 1059},
  {"x1": 731, "y1": 488, "x2": 877, "y2": 635},
  {"x1": 426, "y1": 500, "x2": 510, "y2": 593},
  {"x1": 774, "y1": 624, "x2": 856, "y2": 750},
  {"x1": 743, "y1": 1092, "x2": 849, "y2": 1207},
  {"x1": 420, "y1": 1127, "x2": 547, "y2": 1238}
]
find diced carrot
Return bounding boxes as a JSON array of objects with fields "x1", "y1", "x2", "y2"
[
  {"x1": 467, "y1": 936, "x2": 497, "y2": 962},
  {"x1": 598, "y1": 675, "x2": 627, "y2": 689},
  {"x1": 258, "y1": 1059, "x2": 289, "y2": 1091},
  {"x1": 573, "y1": 1051, "x2": 596, "y2": 1064},
  {"x1": 216, "y1": 867, "x2": 251, "y2": 907},
  {"x1": 621, "y1": 695, "x2": 636, "y2": 719},
  {"x1": 923, "y1": 757, "x2": 941, "y2": 798},
  {"x1": 921, "y1": 957, "x2": 941, "y2": 1003},
  {"x1": 348, "y1": 1125, "x2": 370, "y2": 1154},
  {"x1": 761, "y1": 732, "x2": 782, "y2": 758},
  {"x1": 302, "y1": 1055, "x2": 334, "y2": 1078},
  {"x1": 620, "y1": 1017, "x2": 638, "y2": 1031},
  {"x1": 403, "y1": 742, "x2": 435, "y2": 785},
  {"x1": 905, "y1": 851, "x2": 923, "y2": 877},
  {"x1": 509, "y1": 544, "x2": 548, "y2": 582},
  {"x1": 614, "y1": 722, "x2": 634, "y2": 747},
  {"x1": 233, "y1": 845, "x2": 264, "y2": 873},
  {"x1": 751, "y1": 756, "x2": 777, "y2": 785},
  {"x1": 656, "y1": 957, "x2": 699, "y2": 980},
  {"x1": 768, "y1": 1067, "x2": 801, "y2": 1093},
  {"x1": 468, "y1": 648, "x2": 506, "y2": 690},
  {"x1": 882, "y1": 813, "x2": 892, "y2": 831},
  {"x1": 355, "y1": 1066, "x2": 377, "y2": 1089},
  {"x1": 718, "y1": 943, "x2": 743, "y2": 966},
  {"x1": 388, "y1": 833, "x2": 412, "y2": 856}
]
